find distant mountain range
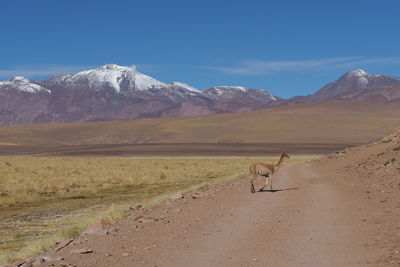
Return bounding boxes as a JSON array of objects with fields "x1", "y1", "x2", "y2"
[{"x1": 0, "y1": 64, "x2": 399, "y2": 125}]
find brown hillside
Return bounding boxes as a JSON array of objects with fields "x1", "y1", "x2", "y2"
[{"x1": 0, "y1": 101, "x2": 399, "y2": 148}]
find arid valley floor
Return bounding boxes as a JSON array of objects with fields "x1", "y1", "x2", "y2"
[
  {"x1": 5, "y1": 128, "x2": 400, "y2": 267},
  {"x1": 2, "y1": 101, "x2": 400, "y2": 266}
]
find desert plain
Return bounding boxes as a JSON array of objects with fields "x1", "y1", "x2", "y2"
[{"x1": 1, "y1": 101, "x2": 400, "y2": 266}]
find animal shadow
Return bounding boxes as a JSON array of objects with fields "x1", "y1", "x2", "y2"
[{"x1": 258, "y1": 187, "x2": 299, "y2": 193}]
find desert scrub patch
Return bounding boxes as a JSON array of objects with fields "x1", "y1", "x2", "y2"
[
  {"x1": 384, "y1": 161, "x2": 390, "y2": 166},
  {"x1": 61, "y1": 225, "x2": 82, "y2": 239},
  {"x1": 377, "y1": 152, "x2": 385, "y2": 156},
  {"x1": 391, "y1": 158, "x2": 396, "y2": 163},
  {"x1": 393, "y1": 145, "x2": 400, "y2": 151},
  {"x1": 381, "y1": 139, "x2": 392, "y2": 143}
]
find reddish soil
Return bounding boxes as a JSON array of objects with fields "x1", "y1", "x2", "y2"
[{"x1": 8, "y1": 130, "x2": 400, "y2": 267}]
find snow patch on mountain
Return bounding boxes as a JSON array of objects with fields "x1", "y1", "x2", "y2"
[
  {"x1": 204, "y1": 86, "x2": 278, "y2": 101},
  {"x1": 169, "y1": 81, "x2": 200, "y2": 93},
  {"x1": 343, "y1": 69, "x2": 400, "y2": 89},
  {"x1": 266, "y1": 92, "x2": 277, "y2": 101},
  {"x1": 0, "y1": 77, "x2": 50, "y2": 93},
  {"x1": 347, "y1": 69, "x2": 369, "y2": 77},
  {"x1": 217, "y1": 86, "x2": 247, "y2": 92}
]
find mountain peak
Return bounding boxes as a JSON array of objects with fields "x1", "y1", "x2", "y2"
[
  {"x1": 346, "y1": 69, "x2": 369, "y2": 77},
  {"x1": 10, "y1": 76, "x2": 30, "y2": 82},
  {"x1": 98, "y1": 64, "x2": 137, "y2": 72},
  {"x1": 0, "y1": 76, "x2": 50, "y2": 93},
  {"x1": 43, "y1": 64, "x2": 167, "y2": 92},
  {"x1": 103, "y1": 64, "x2": 120, "y2": 70},
  {"x1": 304, "y1": 69, "x2": 400, "y2": 102}
]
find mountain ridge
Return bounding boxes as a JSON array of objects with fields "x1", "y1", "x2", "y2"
[
  {"x1": 0, "y1": 65, "x2": 400, "y2": 125},
  {"x1": 289, "y1": 69, "x2": 400, "y2": 103}
]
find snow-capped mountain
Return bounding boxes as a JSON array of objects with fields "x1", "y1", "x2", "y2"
[
  {"x1": 0, "y1": 77, "x2": 52, "y2": 125},
  {"x1": 0, "y1": 76, "x2": 50, "y2": 93},
  {"x1": 41, "y1": 64, "x2": 207, "y2": 103},
  {"x1": 42, "y1": 64, "x2": 167, "y2": 92},
  {"x1": 202, "y1": 86, "x2": 280, "y2": 113},
  {"x1": 0, "y1": 64, "x2": 279, "y2": 125},
  {"x1": 3, "y1": 65, "x2": 398, "y2": 126},
  {"x1": 204, "y1": 86, "x2": 278, "y2": 101},
  {"x1": 303, "y1": 69, "x2": 400, "y2": 102}
]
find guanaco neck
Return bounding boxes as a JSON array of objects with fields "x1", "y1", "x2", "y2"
[{"x1": 274, "y1": 153, "x2": 286, "y2": 169}]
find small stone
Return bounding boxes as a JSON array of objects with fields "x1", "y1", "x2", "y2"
[
  {"x1": 80, "y1": 221, "x2": 108, "y2": 237},
  {"x1": 23, "y1": 257, "x2": 36, "y2": 266},
  {"x1": 52, "y1": 239, "x2": 73, "y2": 253},
  {"x1": 42, "y1": 256, "x2": 64, "y2": 262},
  {"x1": 191, "y1": 192, "x2": 206, "y2": 199},
  {"x1": 70, "y1": 248, "x2": 94, "y2": 254},
  {"x1": 109, "y1": 225, "x2": 119, "y2": 232},
  {"x1": 170, "y1": 192, "x2": 184, "y2": 200},
  {"x1": 32, "y1": 257, "x2": 45, "y2": 266},
  {"x1": 122, "y1": 253, "x2": 130, "y2": 257},
  {"x1": 11, "y1": 259, "x2": 25, "y2": 266},
  {"x1": 138, "y1": 217, "x2": 156, "y2": 223}
]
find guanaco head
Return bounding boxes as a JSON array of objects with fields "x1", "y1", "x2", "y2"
[{"x1": 282, "y1": 152, "x2": 290, "y2": 159}]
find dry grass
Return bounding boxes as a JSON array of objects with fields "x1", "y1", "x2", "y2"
[
  {"x1": 0, "y1": 156, "x2": 312, "y2": 207},
  {"x1": 0, "y1": 156, "x2": 315, "y2": 265}
]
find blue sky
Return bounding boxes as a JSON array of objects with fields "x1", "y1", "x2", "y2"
[{"x1": 1, "y1": 0, "x2": 400, "y2": 98}]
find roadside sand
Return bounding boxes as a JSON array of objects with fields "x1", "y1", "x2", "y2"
[{"x1": 7, "y1": 131, "x2": 400, "y2": 267}]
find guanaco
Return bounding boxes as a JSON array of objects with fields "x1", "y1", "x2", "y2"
[{"x1": 249, "y1": 152, "x2": 290, "y2": 193}]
